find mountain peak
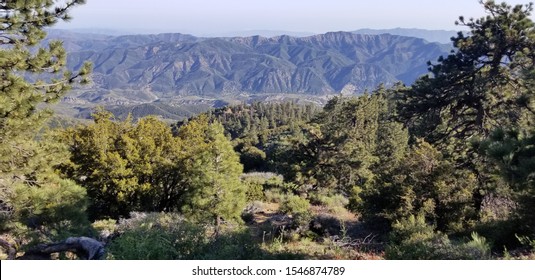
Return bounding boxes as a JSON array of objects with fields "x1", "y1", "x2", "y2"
[{"x1": 60, "y1": 31, "x2": 449, "y2": 109}]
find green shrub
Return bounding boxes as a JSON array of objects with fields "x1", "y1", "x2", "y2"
[
  {"x1": 9, "y1": 176, "x2": 90, "y2": 241},
  {"x1": 310, "y1": 192, "x2": 349, "y2": 215},
  {"x1": 263, "y1": 175, "x2": 285, "y2": 189},
  {"x1": 457, "y1": 232, "x2": 491, "y2": 260},
  {"x1": 516, "y1": 234, "x2": 535, "y2": 253},
  {"x1": 241, "y1": 172, "x2": 285, "y2": 202},
  {"x1": 240, "y1": 145, "x2": 267, "y2": 172},
  {"x1": 280, "y1": 182, "x2": 301, "y2": 195},
  {"x1": 242, "y1": 178, "x2": 265, "y2": 202},
  {"x1": 264, "y1": 188, "x2": 284, "y2": 203},
  {"x1": 290, "y1": 212, "x2": 313, "y2": 235},
  {"x1": 200, "y1": 228, "x2": 265, "y2": 259},
  {"x1": 386, "y1": 215, "x2": 491, "y2": 260},
  {"x1": 108, "y1": 212, "x2": 284, "y2": 260},
  {"x1": 279, "y1": 195, "x2": 310, "y2": 215},
  {"x1": 108, "y1": 213, "x2": 206, "y2": 260}
]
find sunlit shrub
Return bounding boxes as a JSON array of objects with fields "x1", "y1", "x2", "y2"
[{"x1": 386, "y1": 215, "x2": 491, "y2": 260}]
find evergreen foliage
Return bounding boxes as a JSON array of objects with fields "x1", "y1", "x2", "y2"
[
  {"x1": 174, "y1": 102, "x2": 320, "y2": 172},
  {"x1": 4, "y1": 0, "x2": 535, "y2": 260},
  {"x1": 480, "y1": 128, "x2": 535, "y2": 234},
  {"x1": 59, "y1": 110, "x2": 183, "y2": 218},
  {"x1": 107, "y1": 213, "x2": 206, "y2": 260},
  {"x1": 398, "y1": 1, "x2": 535, "y2": 147},
  {"x1": 177, "y1": 116, "x2": 246, "y2": 226},
  {"x1": 275, "y1": 87, "x2": 409, "y2": 196},
  {"x1": 386, "y1": 215, "x2": 491, "y2": 260},
  {"x1": 61, "y1": 112, "x2": 246, "y2": 225},
  {"x1": 279, "y1": 195, "x2": 311, "y2": 215},
  {"x1": 355, "y1": 140, "x2": 477, "y2": 232},
  {"x1": 0, "y1": 0, "x2": 90, "y2": 240}
]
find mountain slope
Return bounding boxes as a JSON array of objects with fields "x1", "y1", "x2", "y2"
[{"x1": 60, "y1": 31, "x2": 450, "y2": 107}]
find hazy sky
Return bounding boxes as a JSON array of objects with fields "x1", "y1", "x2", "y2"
[{"x1": 55, "y1": 0, "x2": 535, "y2": 35}]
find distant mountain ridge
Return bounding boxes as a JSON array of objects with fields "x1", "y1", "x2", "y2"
[
  {"x1": 53, "y1": 30, "x2": 450, "y2": 110},
  {"x1": 352, "y1": 28, "x2": 459, "y2": 44},
  {"x1": 52, "y1": 28, "x2": 460, "y2": 43},
  {"x1": 206, "y1": 30, "x2": 316, "y2": 38}
]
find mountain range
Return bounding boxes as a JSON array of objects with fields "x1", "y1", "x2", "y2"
[
  {"x1": 45, "y1": 30, "x2": 453, "y2": 120},
  {"x1": 352, "y1": 28, "x2": 459, "y2": 44}
]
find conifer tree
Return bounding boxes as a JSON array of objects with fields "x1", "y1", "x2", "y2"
[
  {"x1": 398, "y1": 1, "x2": 535, "y2": 148},
  {"x1": 177, "y1": 116, "x2": 245, "y2": 229},
  {"x1": 480, "y1": 128, "x2": 535, "y2": 234},
  {"x1": 0, "y1": 0, "x2": 90, "y2": 242},
  {"x1": 395, "y1": 0, "x2": 535, "y2": 231},
  {"x1": 60, "y1": 110, "x2": 184, "y2": 218},
  {"x1": 1, "y1": 0, "x2": 91, "y2": 169}
]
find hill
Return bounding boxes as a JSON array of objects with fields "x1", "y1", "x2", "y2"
[{"x1": 47, "y1": 31, "x2": 451, "y2": 120}]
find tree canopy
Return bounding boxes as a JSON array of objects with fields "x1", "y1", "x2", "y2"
[
  {"x1": 0, "y1": 0, "x2": 91, "y2": 248},
  {"x1": 398, "y1": 0, "x2": 535, "y2": 147}
]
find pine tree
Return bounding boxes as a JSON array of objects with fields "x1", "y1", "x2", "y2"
[
  {"x1": 311, "y1": 94, "x2": 381, "y2": 192},
  {"x1": 398, "y1": 1, "x2": 535, "y2": 149},
  {"x1": 0, "y1": 0, "x2": 91, "y2": 242},
  {"x1": 1, "y1": 0, "x2": 91, "y2": 170},
  {"x1": 358, "y1": 139, "x2": 477, "y2": 232},
  {"x1": 177, "y1": 116, "x2": 246, "y2": 229},
  {"x1": 395, "y1": 0, "x2": 535, "y2": 234},
  {"x1": 480, "y1": 128, "x2": 535, "y2": 234}
]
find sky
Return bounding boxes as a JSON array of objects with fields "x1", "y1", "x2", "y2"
[{"x1": 55, "y1": 0, "x2": 535, "y2": 36}]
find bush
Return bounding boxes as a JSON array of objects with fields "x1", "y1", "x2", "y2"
[
  {"x1": 242, "y1": 178, "x2": 265, "y2": 202},
  {"x1": 241, "y1": 172, "x2": 285, "y2": 202},
  {"x1": 310, "y1": 192, "x2": 349, "y2": 215},
  {"x1": 290, "y1": 212, "x2": 313, "y2": 234},
  {"x1": 263, "y1": 175, "x2": 285, "y2": 189},
  {"x1": 108, "y1": 212, "x2": 276, "y2": 260},
  {"x1": 310, "y1": 214, "x2": 343, "y2": 237},
  {"x1": 264, "y1": 188, "x2": 284, "y2": 203},
  {"x1": 9, "y1": 176, "x2": 90, "y2": 241},
  {"x1": 279, "y1": 195, "x2": 310, "y2": 215},
  {"x1": 386, "y1": 215, "x2": 491, "y2": 260},
  {"x1": 92, "y1": 219, "x2": 117, "y2": 240},
  {"x1": 108, "y1": 213, "x2": 206, "y2": 260},
  {"x1": 240, "y1": 145, "x2": 267, "y2": 172},
  {"x1": 200, "y1": 228, "x2": 265, "y2": 259}
]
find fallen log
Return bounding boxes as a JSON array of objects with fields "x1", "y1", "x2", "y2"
[{"x1": 21, "y1": 237, "x2": 105, "y2": 260}]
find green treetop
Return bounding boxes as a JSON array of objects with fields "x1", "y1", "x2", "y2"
[
  {"x1": 398, "y1": 1, "x2": 535, "y2": 148},
  {"x1": 177, "y1": 116, "x2": 246, "y2": 229},
  {"x1": 0, "y1": 0, "x2": 91, "y2": 241}
]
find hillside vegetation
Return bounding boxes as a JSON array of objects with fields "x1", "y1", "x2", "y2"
[{"x1": 2, "y1": 1, "x2": 535, "y2": 260}]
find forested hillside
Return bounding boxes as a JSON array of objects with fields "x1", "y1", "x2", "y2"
[{"x1": 2, "y1": 0, "x2": 535, "y2": 260}]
